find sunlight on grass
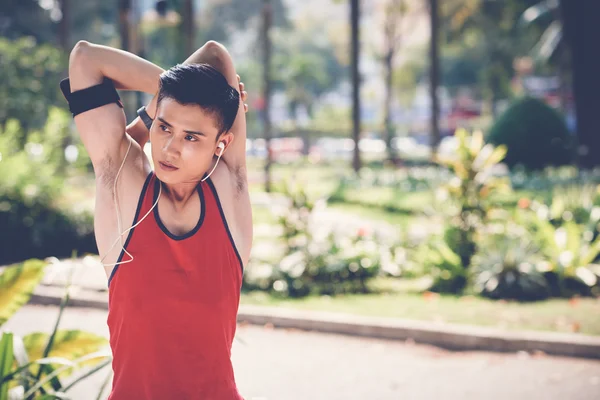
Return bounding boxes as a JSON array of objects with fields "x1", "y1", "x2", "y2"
[{"x1": 241, "y1": 290, "x2": 600, "y2": 336}]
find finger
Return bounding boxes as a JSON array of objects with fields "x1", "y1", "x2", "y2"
[
  {"x1": 241, "y1": 90, "x2": 248, "y2": 101},
  {"x1": 240, "y1": 82, "x2": 245, "y2": 91},
  {"x1": 244, "y1": 104, "x2": 248, "y2": 113},
  {"x1": 237, "y1": 74, "x2": 241, "y2": 83}
]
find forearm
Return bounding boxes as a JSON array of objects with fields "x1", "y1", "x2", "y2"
[
  {"x1": 69, "y1": 41, "x2": 164, "y2": 94},
  {"x1": 184, "y1": 41, "x2": 247, "y2": 168}
]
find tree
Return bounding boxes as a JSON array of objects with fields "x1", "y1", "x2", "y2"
[
  {"x1": 262, "y1": 0, "x2": 273, "y2": 192},
  {"x1": 520, "y1": 0, "x2": 569, "y2": 113},
  {"x1": 350, "y1": 0, "x2": 361, "y2": 172},
  {"x1": 560, "y1": 0, "x2": 600, "y2": 168},
  {"x1": 429, "y1": 0, "x2": 440, "y2": 160},
  {"x1": 0, "y1": 38, "x2": 66, "y2": 137},
  {"x1": 441, "y1": 0, "x2": 541, "y2": 116},
  {"x1": 201, "y1": 0, "x2": 289, "y2": 44},
  {"x1": 379, "y1": 0, "x2": 413, "y2": 165}
]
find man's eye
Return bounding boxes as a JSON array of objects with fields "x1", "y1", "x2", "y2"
[
  {"x1": 159, "y1": 124, "x2": 170, "y2": 132},
  {"x1": 185, "y1": 135, "x2": 197, "y2": 142}
]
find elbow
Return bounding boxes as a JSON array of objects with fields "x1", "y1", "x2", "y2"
[
  {"x1": 202, "y1": 40, "x2": 228, "y2": 62},
  {"x1": 69, "y1": 40, "x2": 93, "y2": 70}
]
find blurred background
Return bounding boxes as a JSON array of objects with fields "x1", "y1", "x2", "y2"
[{"x1": 1, "y1": 1, "x2": 600, "y2": 399}]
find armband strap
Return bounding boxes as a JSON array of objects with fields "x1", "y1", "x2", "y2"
[
  {"x1": 136, "y1": 106, "x2": 154, "y2": 131},
  {"x1": 60, "y1": 77, "x2": 123, "y2": 117}
]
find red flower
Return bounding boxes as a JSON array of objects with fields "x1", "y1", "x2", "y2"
[{"x1": 517, "y1": 198, "x2": 531, "y2": 209}]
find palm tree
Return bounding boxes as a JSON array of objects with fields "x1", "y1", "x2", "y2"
[
  {"x1": 262, "y1": 0, "x2": 273, "y2": 192},
  {"x1": 559, "y1": 0, "x2": 600, "y2": 169},
  {"x1": 58, "y1": 0, "x2": 70, "y2": 51},
  {"x1": 429, "y1": 0, "x2": 440, "y2": 161},
  {"x1": 350, "y1": 0, "x2": 361, "y2": 173},
  {"x1": 520, "y1": 0, "x2": 568, "y2": 112},
  {"x1": 381, "y1": 0, "x2": 405, "y2": 165}
]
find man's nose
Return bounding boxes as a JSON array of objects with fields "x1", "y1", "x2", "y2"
[{"x1": 163, "y1": 135, "x2": 182, "y2": 156}]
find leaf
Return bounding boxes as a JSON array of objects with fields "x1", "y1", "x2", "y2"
[
  {"x1": 469, "y1": 130, "x2": 483, "y2": 157},
  {"x1": 21, "y1": 351, "x2": 110, "y2": 400},
  {"x1": 0, "y1": 260, "x2": 47, "y2": 326},
  {"x1": 582, "y1": 232, "x2": 600, "y2": 266},
  {"x1": 451, "y1": 160, "x2": 468, "y2": 180},
  {"x1": 11, "y1": 334, "x2": 30, "y2": 390},
  {"x1": 22, "y1": 331, "x2": 108, "y2": 380},
  {"x1": 565, "y1": 222, "x2": 581, "y2": 261},
  {"x1": 520, "y1": 0, "x2": 558, "y2": 25},
  {"x1": 483, "y1": 145, "x2": 507, "y2": 169},
  {"x1": 32, "y1": 393, "x2": 70, "y2": 400},
  {"x1": 575, "y1": 267, "x2": 597, "y2": 287},
  {"x1": 0, "y1": 332, "x2": 14, "y2": 400}
]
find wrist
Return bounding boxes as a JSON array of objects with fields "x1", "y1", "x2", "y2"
[{"x1": 137, "y1": 106, "x2": 154, "y2": 131}]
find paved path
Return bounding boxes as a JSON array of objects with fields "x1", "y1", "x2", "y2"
[{"x1": 5, "y1": 305, "x2": 600, "y2": 400}]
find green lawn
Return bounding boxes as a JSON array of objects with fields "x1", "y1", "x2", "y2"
[{"x1": 241, "y1": 290, "x2": 600, "y2": 336}]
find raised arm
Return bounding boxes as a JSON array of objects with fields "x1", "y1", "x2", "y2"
[
  {"x1": 68, "y1": 40, "x2": 163, "y2": 178},
  {"x1": 181, "y1": 41, "x2": 249, "y2": 187}
]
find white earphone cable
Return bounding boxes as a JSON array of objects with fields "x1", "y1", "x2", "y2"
[{"x1": 100, "y1": 140, "x2": 223, "y2": 268}]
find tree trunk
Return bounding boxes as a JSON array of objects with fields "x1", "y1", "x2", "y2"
[
  {"x1": 182, "y1": 0, "x2": 195, "y2": 57},
  {"x1": 58, "y1": 0, "x2": 69, "y2": 51},
  {"x1": 262, "y1": 0, "x2": 273, "y2": 192},
  {"x1": 383, "y1": 48, "x2": 397, "y2": 165},
  {"x1": 560, "y1": 0, "x2": 600, "y2": 169},
  {"x1": 429, "y1": 0, "x2": 440, "y2": 162},
  {"x1": 119, "y1": 0, "x2": 131, "y2": 51},
  {"x1": 351, "y1": 0, "x2": 362, "y2": 173},
  {"x1": 118, "y1": 0, "x2": 135, "y2": 118}
]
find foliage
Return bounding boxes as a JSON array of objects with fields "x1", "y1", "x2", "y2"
[
  {"x1": 0, "y1": 260, "x2": 46, "y2": 327},
  {"x1": 487, "y1": 96, "x2": 573, "y2": 170},
  {"x1": 244, "y1": 182, "x2": 386, "y2": 297},
  {"x1": 411, "y1": 235, "x2": 467, "y2": 294},
  {"x1": 0, "y1": 0, "x2": 118, "y2": 46},
  {"x1": 0, "y1": 259, "x2": 111, "y2": 400},
  {"x1": 435, "y1": 128, "x2": 510, "y2": 272},
  {"x1": 441, "y1": 0, "x2": 543, "y2": 110},
  {"x1": 471, "y1": 222, "x2": 550, "y2": 301},
  {"x1": 519, "y1": 205, "x2": 600, "y2": 297},
  {"x1": 0, "y1": 115, "x2": 95, "y2": 266},
  {"x1": 201, "y1": 0, "x2": 290, "y2": 44},
  {"x1": 0, "y1": 37, "x2": 67, "y2": 134}
]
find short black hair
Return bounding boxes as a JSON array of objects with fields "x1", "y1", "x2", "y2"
[{"x1": 157, "y1": 64, "x2": 239, "y2": 136}]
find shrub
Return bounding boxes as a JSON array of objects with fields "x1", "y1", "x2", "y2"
[
  {"x1": 244, "y1": 182, "x2": 386, "y2": 297},
  {"x1": 435, "y1": 128, "x2": 510, "y2": 275},
  {"x1": 0, "y1": 115, "x2": 96, "y2": 265},
  {"x1": 487, "y1": 97, "x2": 573, "y2": 170},
  {"x1": 471, "y1": 224, "x2": 550, "y2": 301}
]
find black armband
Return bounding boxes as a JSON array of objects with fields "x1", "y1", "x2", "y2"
[
  {"x1": 136, "y1": 106, "x2": 154, "y2": 131},
  {"x1": 60, "y1": 77, "x2": 123, "y2": 117}
]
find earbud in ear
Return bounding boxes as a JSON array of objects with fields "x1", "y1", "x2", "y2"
[{"x1": 217, "y1": 141, "x2": 225, "y2": 156}]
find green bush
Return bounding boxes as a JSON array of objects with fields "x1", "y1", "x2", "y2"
[
  {"x1": 471, "y1": 225, "x2": 551, "y2": 301},
  {"x1": 0, "y1": 189, "x2": 96, "y2": 266},
  {"x1": 244, "y1": 182, "x2": 385, "y2": 297},
  {"x1": 487, "y1": 97, "x2": 573, "y2": 170},
  {"x1": 0, "y1": 114, "x2": 96, "y2": 266},
  {"x1": 0, "y1": 37, "x2": 67, "y2": 135}
]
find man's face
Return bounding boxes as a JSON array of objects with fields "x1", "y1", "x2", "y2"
[{"x1": 150, "y1": 97, "x2": 222, "y2": 184}]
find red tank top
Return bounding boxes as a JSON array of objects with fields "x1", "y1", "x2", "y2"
[{"x1": 107, "y1": 172, "x2": 244, "y2": 400}]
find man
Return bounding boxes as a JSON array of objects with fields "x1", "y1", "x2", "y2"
[{"x1": 62, "y1": 40, "x2": 251, "y2": 399}]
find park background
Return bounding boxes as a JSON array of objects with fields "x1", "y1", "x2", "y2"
[{"x1": 1, "y1": 0, "x2": 600, "y2": 399}]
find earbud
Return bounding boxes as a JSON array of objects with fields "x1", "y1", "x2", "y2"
[{"x1": 217, "y1": 141, "x2": 225, "y2": 155}]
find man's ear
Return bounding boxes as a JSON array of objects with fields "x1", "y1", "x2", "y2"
[{"x1": 217, "y1": 132, "x2": 234, "y2": 155}]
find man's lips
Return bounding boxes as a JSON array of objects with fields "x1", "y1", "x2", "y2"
[{"x1": 159, "y1": 161, "x2": 179, "y2": 171}]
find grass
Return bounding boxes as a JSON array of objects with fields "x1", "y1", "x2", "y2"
[{"x1": 241, "y1": 289, "x2": 600, "y2": 336}]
